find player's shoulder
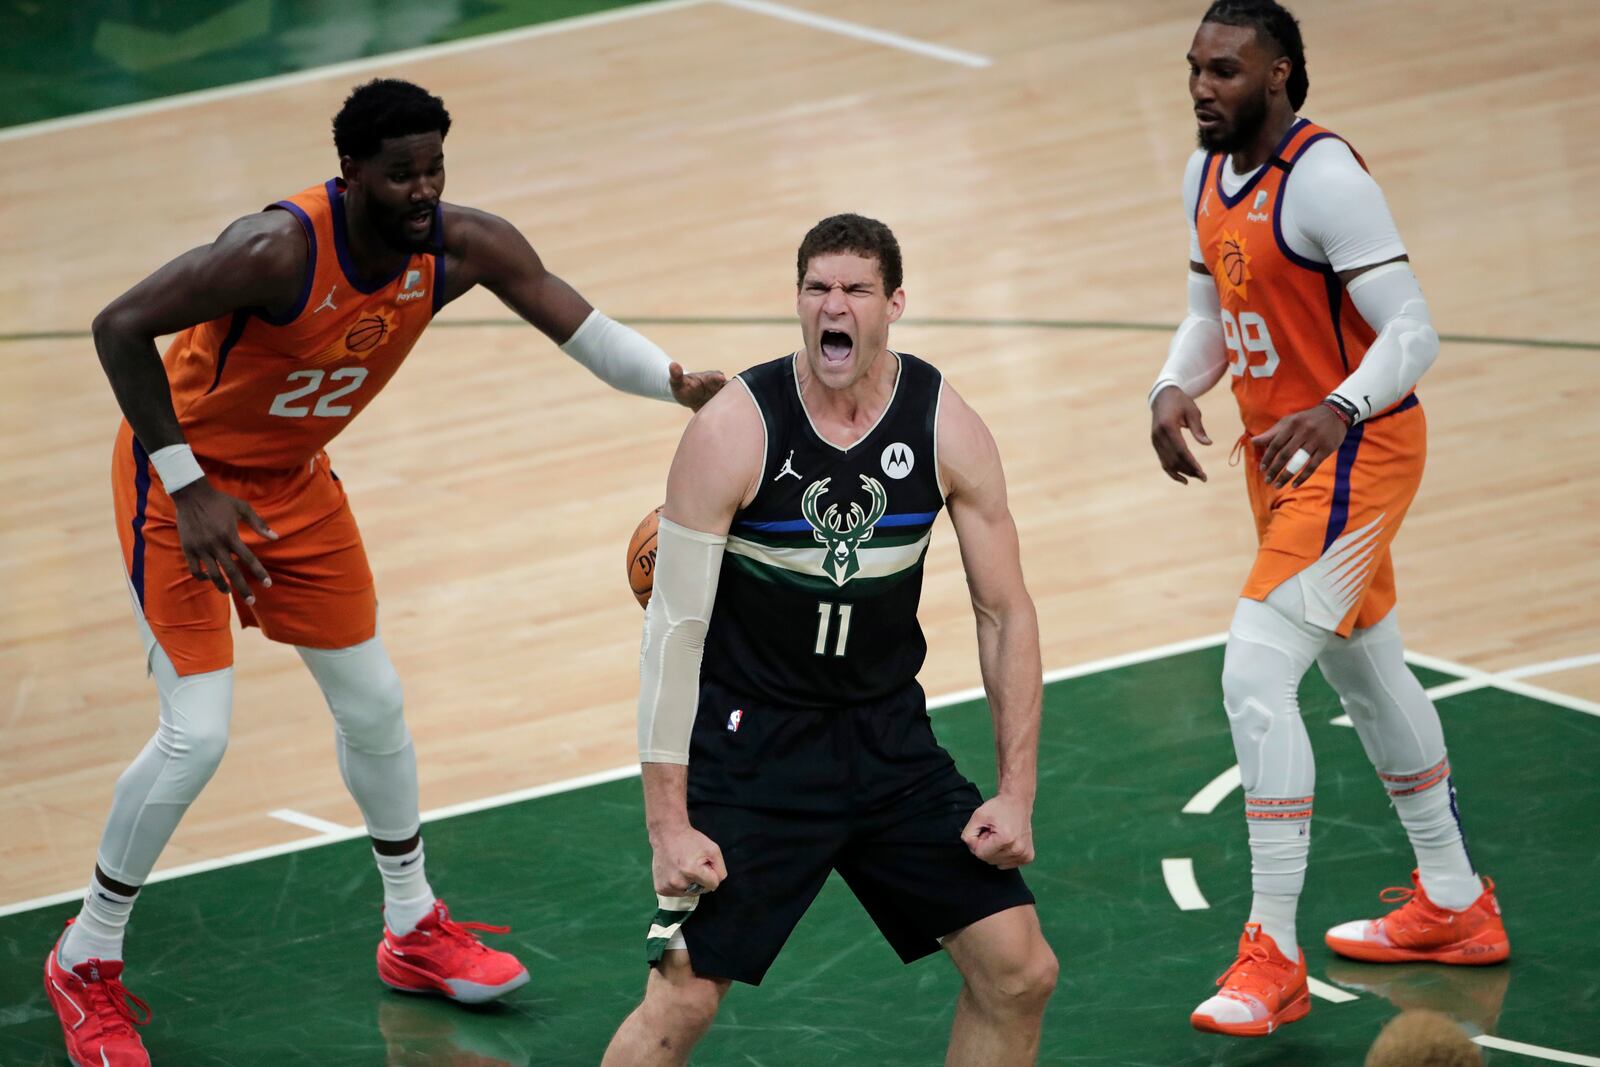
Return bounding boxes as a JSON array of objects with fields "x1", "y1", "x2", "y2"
[
  {"x1": 437, "y1": 202, "x2": 519, "y2": 256},
  {"x1": 1289, "y1": 134, "x2": 1373, "y2": 191},
  {"x1": 1182, "y1": 148, "x2": 1209, "y2": 211},
  {"x1": 211, "y1": 208, "x2": 308, "y2": 280}
]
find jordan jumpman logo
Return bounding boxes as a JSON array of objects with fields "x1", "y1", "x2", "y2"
[{"x1": 774, "y1": 449, "x2": 802, "y2": 481}]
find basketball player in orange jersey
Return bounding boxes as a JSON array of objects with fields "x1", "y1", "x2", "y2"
[
  {"x1": 1147, "y1": 1, "x2": 1509, "y2": 1038},
  {"x1": 44, "y1": 79, "x2": 724, "y2": 1067}
]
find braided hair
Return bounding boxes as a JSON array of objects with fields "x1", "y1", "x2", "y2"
[{"x1": 1203, "y1": 0, "x2": 1309, "y2": 109}]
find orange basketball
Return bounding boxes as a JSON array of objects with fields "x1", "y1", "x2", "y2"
[{"x1": 626, "y1": 505, "x2": 663, "y2": 608}]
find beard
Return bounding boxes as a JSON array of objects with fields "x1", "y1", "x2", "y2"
[
  {"x1": 1197, "y1": 87, "x2": 1270, "y2": 153},
  {"x1": 373, "y1": 205, "x2": 435, "y2": 254}
]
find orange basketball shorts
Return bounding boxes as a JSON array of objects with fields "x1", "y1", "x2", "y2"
[
  {"x1": 1240, "y1": 397, "x2": 1426, "y2": 637},
  {"x1": 111, "y1": 422, "x2": 377, "y2": 676}
]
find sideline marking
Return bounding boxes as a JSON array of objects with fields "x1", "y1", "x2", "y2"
[
  {"x1": 1473, "y1": 1036, "x2": 1600, "y2": 1066},
  {"x1": 267, "y1": 809, "x2": 352, "y2": 835}
]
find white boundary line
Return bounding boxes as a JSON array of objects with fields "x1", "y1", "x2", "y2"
[
  {"x1": 267, "y1": 809, "x2": 352, "y2": 835},
  {"x1": 2, "y1": 637, "x2": 1226, "y2": 918},
  {"x1": 1160, "y1": 858, "x2": 1208, "y2": 910},
  {"x1": 1474, "y1": 1036, "x2": 1600, "y2": 1066},
  {"x1": 0, "y1": 0, "x2": 995, "y2": 147},
  {"x1": 0, "y1": 0, "x2": 709, "y2": 145},
  {"x1": 717, "y1": 0, "x2": 992, "y2": 68},
  {"x1": 1404, "y1": 649, "x2": 1600, "y2": 719},
  {"x1": 1305, "y1": 976, "x2": 1357, "y2": 1004},
  {"x1": 1181, "y1": 765, "x2": 1242, "y2": 815}
]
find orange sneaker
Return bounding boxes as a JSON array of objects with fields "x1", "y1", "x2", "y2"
[
  {"x1": 1190, "y1": 923, "x2": 1310, "y2": 1037},
  {"x1": 1325, "y1": 870, "x2": 1509, "y2": 965},
  {"x1": 377, "y1": 900, "x2": 529, "y2": 1004},
  {"x1": 44, "y1": 924, "x2": 152, "y2": 1067}
]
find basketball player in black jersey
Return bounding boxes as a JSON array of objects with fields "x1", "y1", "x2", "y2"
[{"x1": 602, "y1": 215, "x2": 1058, "y2": 1066}]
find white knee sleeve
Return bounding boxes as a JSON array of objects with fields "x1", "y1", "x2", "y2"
[
  {"x1": 1315, "y1": 609, "x2": 1445, "y2": 777},
  {"x1": 297, "y1": 635, "x2": 419, "y2": 841},
  {"x1": 1222, "y1": 582, "x2": 1328, "y2": 798},
  {"x1": 97, "y1": 642, "x2": 234, "y2": 886}
]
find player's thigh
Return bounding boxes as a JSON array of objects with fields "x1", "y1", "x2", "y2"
[
  {"x1": 942, "y1": 903, "x2": 1058, "y2": 1001},
  {"x1": 837, "y1": 779, "x2": 1035, "y2": 965},
  {"x1": 244, "y1": 464, "x2": 377, "y2": 650},
  {"x1": 671, "y1": 803, "x2": 842, "y2": 986}
]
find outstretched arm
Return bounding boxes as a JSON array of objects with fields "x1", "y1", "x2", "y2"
[
  {"x1": 938, "y1": 382, "x2": 1043, "y2": 870},
  {"x1": 450, "y1": 208, "x2": 725, "y2": 409}
]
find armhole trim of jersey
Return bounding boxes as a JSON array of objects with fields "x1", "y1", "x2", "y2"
[
  {"x1": 932, "y1": 376, "x2": 948, "y2": 502},
  {"x1": 260, "y1": 200, "x2": 318, "y2": 326},
  {"x1": 1271, "y1": 131, "x2": 1343, "y2": 274},
  {"x1": 733, "y1": 373, "x2": 768, "y2": 510}
]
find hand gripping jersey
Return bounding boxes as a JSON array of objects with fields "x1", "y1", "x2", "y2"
[
  {"x1": 160, "y1": 179, "x2": 443, "y2": 469},
  {"x1": 1194, "y1": 120, "x2": 1413, "y2": 436},
  {"x1": 704, "y1": 353, "x2": 945, "y2": 708}
]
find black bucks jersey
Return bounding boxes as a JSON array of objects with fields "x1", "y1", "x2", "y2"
[{"x1": 703, "y1": 352, "x2": 945, "y2": 708}]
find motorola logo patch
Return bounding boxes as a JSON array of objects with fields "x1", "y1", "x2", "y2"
[{"x1": 880, "y1": 442, "x2": 914, "y2": 479}]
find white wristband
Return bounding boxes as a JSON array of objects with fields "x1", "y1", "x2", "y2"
[{"x1": 148, "y1": 443, "x2": 206, "y2": 494}]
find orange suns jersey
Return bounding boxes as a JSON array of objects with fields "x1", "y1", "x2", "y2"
[
  {"x1": 1195, "y1": 120, "x2": 1392, "y2": 437},
  {"x1": 160, "y1": 179, "x2": 443, "y2": 469}
]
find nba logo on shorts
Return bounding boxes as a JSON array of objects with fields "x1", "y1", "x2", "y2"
[{"x1": 726, "y1": 709, "x2": 744, "y2": 732}]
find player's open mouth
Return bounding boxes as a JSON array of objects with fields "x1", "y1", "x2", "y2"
[
  {"x1": 406, "y1": 207, "x2": 433, "y2": 232},
  {"x1": 1195, "y1": 108, "x2": 1222, "y2": 128},
  {"x1": 821, "y1": 329, "x2": 853, "y2": 364}
]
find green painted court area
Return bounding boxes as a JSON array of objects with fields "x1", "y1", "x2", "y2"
[{"x1": 1, "y1": 644, "x2": 1594, "y2": 1065}]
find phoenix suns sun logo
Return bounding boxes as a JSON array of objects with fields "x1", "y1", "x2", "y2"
[
  {"x1": 312, "y1": 310, "x2": 396, "y2": 365},
  {"x1": 1215, "y1": 228, "x2": 1252, "y2": 303}
]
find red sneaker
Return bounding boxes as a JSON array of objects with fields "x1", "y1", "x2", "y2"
[
  {"x1": 1325, "y1": 870, "x2": 1510, "y2": 964},
  {"x1": 44, "y1": 924, "x2": 151, "y2": 1067},
  {"x1": 377, "y1": 900, "x2": 529, "y2": 1004},
  {"x1": 1190, "y1": 923, "x2": 1310, "y2": 1037}
]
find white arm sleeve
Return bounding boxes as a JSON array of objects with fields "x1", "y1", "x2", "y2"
[
  {"x1": 1149, "y1": 271, "x2": 1228, "y2": 407},
  {"x1": 1329, "y1": 262, "x2": 1438, "y2": 421},
  {"x1": 637, "y1": 517, "x2": 726, "y2": 764},
  {"x1": 560, "y1": 309, "x2": 675, "y2": 401},
  {"x1": 1288, "y1": 139, "x2": 1406, "y2": 272}
]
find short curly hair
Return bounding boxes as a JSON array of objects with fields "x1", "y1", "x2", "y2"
[
  {"x1": 1202, "y1": 0, "x2": 1309, "y2": 110},
  {"x1": 333, "y1": 79, "x2": 452, "y2": 160},
  {"x1": 796, "y1": 214, "x2": 903, "y2": 293}
]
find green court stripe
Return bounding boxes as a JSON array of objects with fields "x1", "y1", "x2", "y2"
[{"x1": 6, "y1": 318, "x2": 1593, "y2": 351}]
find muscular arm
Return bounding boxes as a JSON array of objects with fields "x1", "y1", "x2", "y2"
[
  {"x1": 939, "y1": 383, "x2": 1042, "y2": 867},
  {"x1": 94, "y1": 211, "x2": 304, "y2": 462},
  {"x1": 445, "y1": 207, "x2": 724, "y2": 407},
  {"x1": 636, "y1": 382, "x2": 763, "y2": 892}
]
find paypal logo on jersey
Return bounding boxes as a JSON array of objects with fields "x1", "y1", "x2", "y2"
[{"x1": 396, "y1": 269, "x2": 428, "y2": 303}]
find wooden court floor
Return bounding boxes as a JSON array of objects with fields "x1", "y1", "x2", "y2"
[{"x1": 1, "y1": 0, "x2": 1596, "y2": 922}]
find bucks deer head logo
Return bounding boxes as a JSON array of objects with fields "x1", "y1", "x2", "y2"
[{"x1": 801, "y1": 475, "x2": 888, "y2": 586}]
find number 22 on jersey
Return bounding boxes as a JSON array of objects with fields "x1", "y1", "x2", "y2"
[{"x1": 268, "y1": 367, "x2": 369, "y2": 417}]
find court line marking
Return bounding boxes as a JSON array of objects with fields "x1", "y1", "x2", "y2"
[
  {"x1": 3, "y1": 635, "x2": 1231, "y2": 918},
  {"x1": 1305, "y1": 976, "x2": 1358, "y2": 1004},
  {"x1": 1475, "y1": 1035, "x2": 1600, "y2": 1066},
  {"x1": 717, "y1": 0, "x2": 992, "y2": 68},
  {"x1": 1160, "y1": 858, "x2": 1208, "y2": 910},
  {"x1": 267, "y1": 809, "x2": 353, "y2": 835},
  {"x1": 0, "y1": 0, "x2": 708, "y2": 145},
  {"x1": 1181, "y1": 765, "x2": 1241, "y2": 816}
]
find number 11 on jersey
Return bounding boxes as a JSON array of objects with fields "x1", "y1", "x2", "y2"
[{"x1": 814, "y1": 601, "x2": 853, "y2": 656}]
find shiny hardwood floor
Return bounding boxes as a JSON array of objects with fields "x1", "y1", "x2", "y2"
[{"x1": 2, "y1": 0, "x2": 1596, "y2": 904}]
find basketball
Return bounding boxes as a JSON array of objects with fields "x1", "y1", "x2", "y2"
[{"x1": 626, "y1": 505, "x2": 663, "y2": 608}]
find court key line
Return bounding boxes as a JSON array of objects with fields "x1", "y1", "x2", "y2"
[{"x1": 717, "y1": 0, "x2": 992, "y2": 68}]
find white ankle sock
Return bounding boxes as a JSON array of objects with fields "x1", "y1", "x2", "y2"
[
  {"x1": 375, "y1": 842, "x2": 434, "y2": 936},
  {"x1": 60, "y1": 878, "x2": 138, "y2": 967}
]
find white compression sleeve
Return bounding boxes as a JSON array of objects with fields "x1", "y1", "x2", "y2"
[
  {"x1": 1149, "y1": 271, "x2": 1227, "y2": 406},
  {"x1": 1331, "y1": 263, "x2": 1439, "y2": 421},
  {"x1": 560, "y1": 309, "x2": 675, "y2": 401},
  {"x1": 637, "y1": 517, "x2": 726, "y2": 764}
]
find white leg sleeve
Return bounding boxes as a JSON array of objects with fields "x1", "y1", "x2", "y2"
[
  {"x1": 1316, "y1": 610, "x2": 1479, "y2": 906},
  {"x1": 1222, "y1": 582, "x2": 1330, "y2": 952},
  {"x1": 96, "y1": 642, "x2": 234, "y2": 886},
  {"x1": 297, "y1": 634, "x2": 419, "y2": 842}
]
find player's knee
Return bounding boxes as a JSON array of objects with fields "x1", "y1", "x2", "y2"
[
  {"x1": 330, "y1": 670, "x2": 407, "y2": 754},
  {"x1": 643, "y1": 966, "x2": 725, "y2": 1037},
  {"x1": 970, "y1": 940, "x2": 1059, "y2": 1015}
]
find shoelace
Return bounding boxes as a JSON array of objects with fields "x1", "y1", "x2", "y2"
[
  {"x1": 434, "y1": 915, "x2": 511, "y2": 955},
  {"x1": 82, "y1": 970, "x2": 152, "y2": 1036},
  {"x1": 1215, "y1": 943, "x2": 1275, "y2": 988}
]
